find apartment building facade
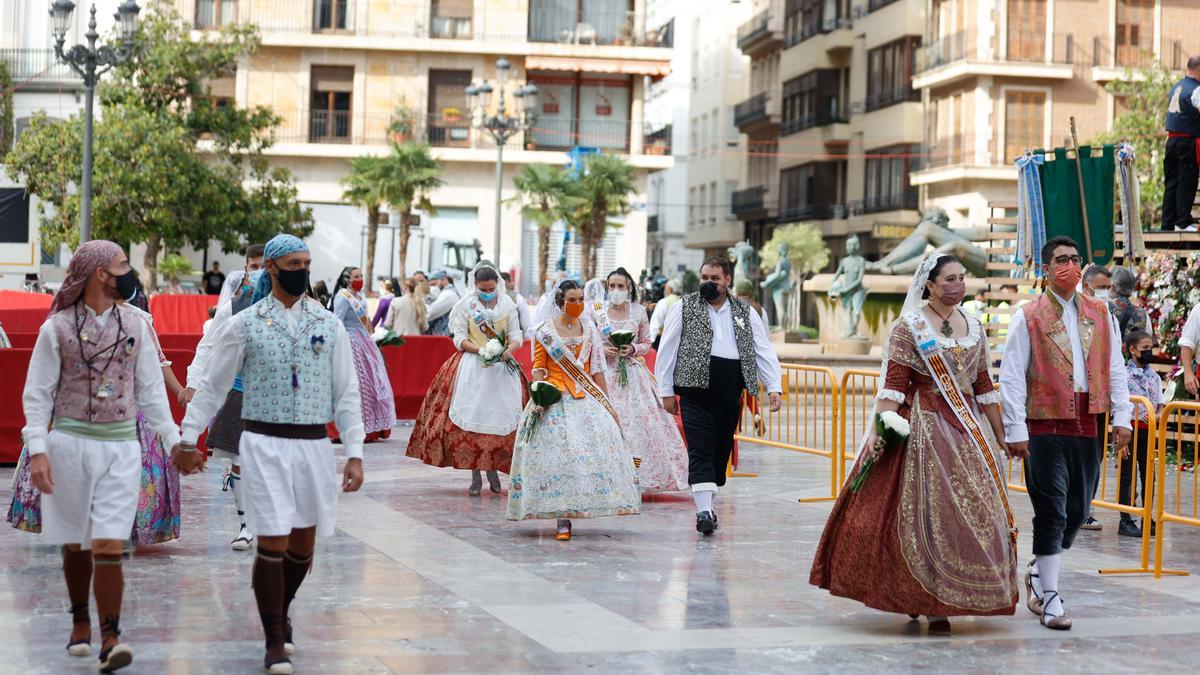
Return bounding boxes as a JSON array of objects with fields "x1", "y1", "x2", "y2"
[
  {"x1": 171, "y1": 0, "x2": 674, "y2": 292},
  {"x1": 733, "y1": 0, "x2": 925, "y2": 263},
  {"x1": 914, "y1": 0, "x2": 1200, "y2": 230}
]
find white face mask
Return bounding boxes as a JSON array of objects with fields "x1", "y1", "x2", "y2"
[
  {"x1": 608, "y1": 289, "x2": 628, "y2": 305},
  {"x1": 1092, "y1": 289, "x2": 1110, "y2": 301},
  {"x1": 428, "y1": 285, "x2": 441, "y2": 299}
]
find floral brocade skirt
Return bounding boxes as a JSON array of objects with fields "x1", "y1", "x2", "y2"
[
  {"x1": 506, "y1": 394, "x2": 641, "y2": 521},
  {"x1": 604, "y1": 358, "x2": 689, "y2": 493},
  {"x1": 407, "y1": 352, "x2": 520, "y2": 472},
  {"x1": 7, "y1": 412, "x2": 180, "y2": 545}
]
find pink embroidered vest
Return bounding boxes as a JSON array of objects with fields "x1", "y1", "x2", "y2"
[
  {"x1": 50, "y1": 304, "x2": 139, "y2": 423},
  {"x1": 1024, "y1": 293, "x2": 1112, "y2": 419}
]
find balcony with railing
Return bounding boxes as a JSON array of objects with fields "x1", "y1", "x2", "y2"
[
  {"x1": 178, "y1": 1, "x2": 671, "y2": 48},
  {"x1": 848, "y1": 189, "x2": 919, "y2": 216},
  {"x1": 737, "y1": 6, "x2": 784, "y2": 57},
  {"x1": 1091, "y1": 35, "x2": 1164, "y2": 82},
  {"x1": 0, "y1": 49, "x2": 76, "y2": 83},
  {"x1": 864, "y1": 86, "x2": 920, "y2": 113},
  {"x1": 778, "y1": 203, "x2": 847, "y2": 221},
  {"x1": 732, "y1": 186, "x2": 768, "y2": 217},
  {"x1": 785, "y1": 13, "x2": 852, "y2": 50},
  {"x1": 734, "y1": 92, "x2": 781, "y2": 134},
  {"x1": 780, "y1": 105, "x2": 849, "y2": 137},
  {"x1": 921, "y1": 134, "x2": 966, "y2": 170},
  {"x1": 914, "y1": 30, "x2": 1076, "y2": 89}
]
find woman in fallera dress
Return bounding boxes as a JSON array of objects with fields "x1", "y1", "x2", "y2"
[
  {"x1": 408, "y1": 263, "x2": 526, "y2": 495},
  {"x1": 507, "y1": 280, "x2": 640, "y2": 540},
  {"x1": 595, "y1": 267, "x2": 689, "y2": 493},
  {"x1": 328, "y1": 267, "x2": 396, "y2": 442},
  {"x1": 809, "y1": 254, "x2": 1019, "y2": 634}
]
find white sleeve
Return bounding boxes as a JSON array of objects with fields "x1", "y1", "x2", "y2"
[
  {"x1": 331, "y1": 321, "x2": 365, "y2": 460},
  {"x1": 999, "y1": 308, "x2": 1032, "y2": 443},
  {"x1": 517, "y1": 296, "x2": 532, "y2": 332},
  {"x1": 507, "y1": 303, "x2": 523, "y2": 346},
  {"x1": 132, "y1": 318, "x2": 181, "y2": 450},
  {"x1": 654, "y1": 302, "x2": 684, "y2": 398},
  {"x1": 749, "y1": 309, "x2": 782, "y2": 394},
  {"x1": 186, "y1": 301, "x2": 234, "y2": 389},
  {"x1": 428, "y1": 288, "x2": 457, "y2": 321},
  {"x1": 1179, "y1": 304, "x2": 1200, "y2": 350},
  {"x1": 648, "y1": 305, "x2": 666, "y2": 338},
  {"x1": 449, "y1": 302, "x2": 470, "y2": 350},
  {"x1": 20, "y1": 321, "x2": 62, "y2": 457},
  {"x1": 1192, "y1": 86, "x2": 1200, "y2": 111},
  {"x1": 1108, "y1": 317, "x2": 1134, "y2": 431},
  {"x1": 218, "y1": 270, "x2": 244, "y2": 307},
  {"x1": 181, "y1": 316, "x2": 247, "y2": 443}
]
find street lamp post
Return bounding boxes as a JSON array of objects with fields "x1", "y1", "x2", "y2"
[
  {"x1": 49, "y1": 0, "x2": 141, "y2": 244},
  {"x1": 466, "y1": 57, "x2": 537, "y2": 268}
]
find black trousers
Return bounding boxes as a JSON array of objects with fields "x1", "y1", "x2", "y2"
[
  {"x1": 1024, "y1": 433, "x2": 1102, "y2": 555},
  {"x1": 1117, "y1": 428, "x2": 1150, "y2": 520},
  {"x1": 1162, "y1": 136, "x2": 1199, "y2": 230},
  {"x1": 677, "y1": 357, "x2": 745, "y2": 488}
]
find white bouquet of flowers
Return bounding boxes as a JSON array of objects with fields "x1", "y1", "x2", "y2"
[
  {"x1": 371, "y1": 326, "x2": 404, "y2": 347},
  {"x1": 609, "y1": 329, "x2": 637, "y2": 386},
  {"x1": 849, "y1": 410, "x2": 910, "y2": 493},
  {"x1": 478, "y1": 331, "x2": 522, "y2": 374}
]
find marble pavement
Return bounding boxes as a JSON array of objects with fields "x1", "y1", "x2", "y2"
[{"x1": 3, "y1": 428, "x2": 1200, "y2": 673}]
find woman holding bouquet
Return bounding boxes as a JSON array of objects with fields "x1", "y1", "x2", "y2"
[
  {"x1": 329, "y1": 267, "x2": 396, "y2": 442},
  {"x1": 409, "y1": 263, "x2": 525, "y2": 495},
  {"x1": 507, "y1": 280, "x2": 640, "y2": 539},
  {"x1": 597, "y1": 267, "x2": 689, "y2": 492},
  {"x1": 810, "y1": 254, "x2": 1018, "y2": 633}
]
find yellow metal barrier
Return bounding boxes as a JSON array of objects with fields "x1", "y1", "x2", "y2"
[
  {"x1": 734, "y1": 364, "x2": 840, "y2": 501},
  {"x1": 1154, "y1": 401, "x2": 1200, "y2": 577},
  {"x1": 837, "y1": 369, "x2": 881, "y2": 490}
]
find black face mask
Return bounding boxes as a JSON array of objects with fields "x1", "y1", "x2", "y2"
[
  {"x1": 113, "y1": 270, "x2": 138, "y2": 301},
  {"x1": 699, "y1": 281, "x2": 723, "y2": 302},
  {"x1": 274, "y1": 267, "x2": 310, "y2": 297},
  {"x1": 1137, "y1": 348, "x2": 1153, "y2": 364}
]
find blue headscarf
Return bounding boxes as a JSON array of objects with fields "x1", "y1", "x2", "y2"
[{"x1": 251, "y1": 234, "x2": 309, "y2": 304}]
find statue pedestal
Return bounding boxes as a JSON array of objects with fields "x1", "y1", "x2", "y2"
[{"x1": 823, "y1": 337, "x2": 871, "y2": 356}]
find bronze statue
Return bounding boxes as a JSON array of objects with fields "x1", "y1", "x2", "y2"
[{"x1": 828, "y1": 235, "x2": 868, "y2": 338}]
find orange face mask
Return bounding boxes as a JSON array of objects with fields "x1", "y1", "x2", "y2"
[{"x1": 563, "y1": 301, "x2": 584, "y2": 318}]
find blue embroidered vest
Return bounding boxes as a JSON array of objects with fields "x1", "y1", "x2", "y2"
[{"x1": 238, "y1": 296, "x2": 339, "y2": 425}]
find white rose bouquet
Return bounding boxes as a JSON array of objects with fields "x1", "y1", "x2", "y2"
[
  {"x1": 608, "y1": 329, "x2": 637, "y2": 386},
  {"x1": 478, "y1": 330, "x2": 522, "y2": 375},
  {"x1": 849, "y1": 410, "x2": 910, "y2": 493},
  {"x1": 371, "y1": 326, "x2": 405, "y2": 347}
]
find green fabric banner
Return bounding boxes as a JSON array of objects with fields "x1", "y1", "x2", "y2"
[{"x1": 1037, "y1": 144, "x2": 1115, "y2": 265}]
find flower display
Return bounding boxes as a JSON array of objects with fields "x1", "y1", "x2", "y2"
[
  {"x1": 1135, "y1": 252, "x2": 1200, "y2": 357},
  {"x1": 479, "y1": 331, "x2": 522, "y2": 374},
  {"x1": 371, "y1": 327, "x2": 405, "y2": 347},
  {"x1": 849, "y1": 411, "x2": 911, "y2": 493}
]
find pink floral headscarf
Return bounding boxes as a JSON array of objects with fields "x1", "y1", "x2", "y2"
[{"x1": 50, "y1": 240, "x2": 124, "y2": 314}]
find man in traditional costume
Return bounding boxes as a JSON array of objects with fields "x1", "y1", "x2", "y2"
[
  {"x1": 23, "y1": 240, "x2": 181, "y2": 672},
  {"x1": 176, "y1": 234, "x2": 365, "y2": 675},
  {"x1": 1000, "y1": 235, "x2": 1132, "y2": 630},
  {"x1": 655, "y1": 256, "x2": 782, "y2": 535}
]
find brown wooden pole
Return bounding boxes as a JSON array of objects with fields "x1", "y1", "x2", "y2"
[{"x1": 1068, "y1": 116, "x2": 1094, "y2": 264}]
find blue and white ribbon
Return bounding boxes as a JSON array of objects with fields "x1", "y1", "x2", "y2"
[{"x1": 1015, "y1": 152, "x2": 1047, "y2": 275}]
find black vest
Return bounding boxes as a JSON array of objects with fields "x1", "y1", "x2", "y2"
[
  {"x1": 672, "y1": 294, "x2": 759, "y2": 394},
  {"x1": 1165, "y1": 77, "x2": 1200, "y2": 137}
]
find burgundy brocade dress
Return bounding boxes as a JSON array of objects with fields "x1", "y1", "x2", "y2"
[{"x1": 809, "y1": 316, "x2": 1019, "y2": 617}]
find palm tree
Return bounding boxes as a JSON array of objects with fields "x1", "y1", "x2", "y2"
[
  {"x1": 512, "y1": 164, "x2": 579, "y2": 292},
  {"x1": 575, "y1": 153, "x2": 634, "y2": 280},
  {"x1": 341, "y1": 155, "x2": 389, "y2": 293},
  {"x1": 381, "y1": 142, "x2": 445, "y2": 281}
]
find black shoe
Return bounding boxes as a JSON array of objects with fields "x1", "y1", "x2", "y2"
[
  {"x1": 1118, "y1": 519, "x2": 1142, "y2": 538},
  {"x1": 695, "y1": 511, "x2": 716, "y2": 535}
]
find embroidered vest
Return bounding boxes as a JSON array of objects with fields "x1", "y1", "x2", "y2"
[
  {"x1": 51, "y1": 304, "x2": 139, "y2": 423},
  {"x1": 1024, "y1": 293, "x2": 1113, "y2": 419},
  {"x1": 239, "y1": 297, "x2": 340, "y2": 425},
  {"x1": 229, "y1": 286, "x2": 256, "y2": 392},
  {"x1": 672, "y1": 294, "x2": 758, "y2": 393}
]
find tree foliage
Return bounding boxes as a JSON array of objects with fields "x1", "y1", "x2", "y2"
[
  {"x1": 512, "y1": 164, "x2": 582, "y2": 292},
  {"x1": 341, "y1": 155, "x2": 390, "y2": 293},
  {"x1": 1095, "y1": 61, "x2": 1175, "y2": 227},
  {"x1": 760, "y1": 222, "x2": 830, "y2": 275},
  {"x1": 3, "y1": 1, "x2": 311, "y2": 288},
  {"x1": 0, "y1": 62, "x2": 12, "y2": 155},
  {"x1": 572, "y1": 153, "x2": 634, "y2": 280},
  {"x1": 378, "y1": 143, "x2": 445, "y2": 282}
]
